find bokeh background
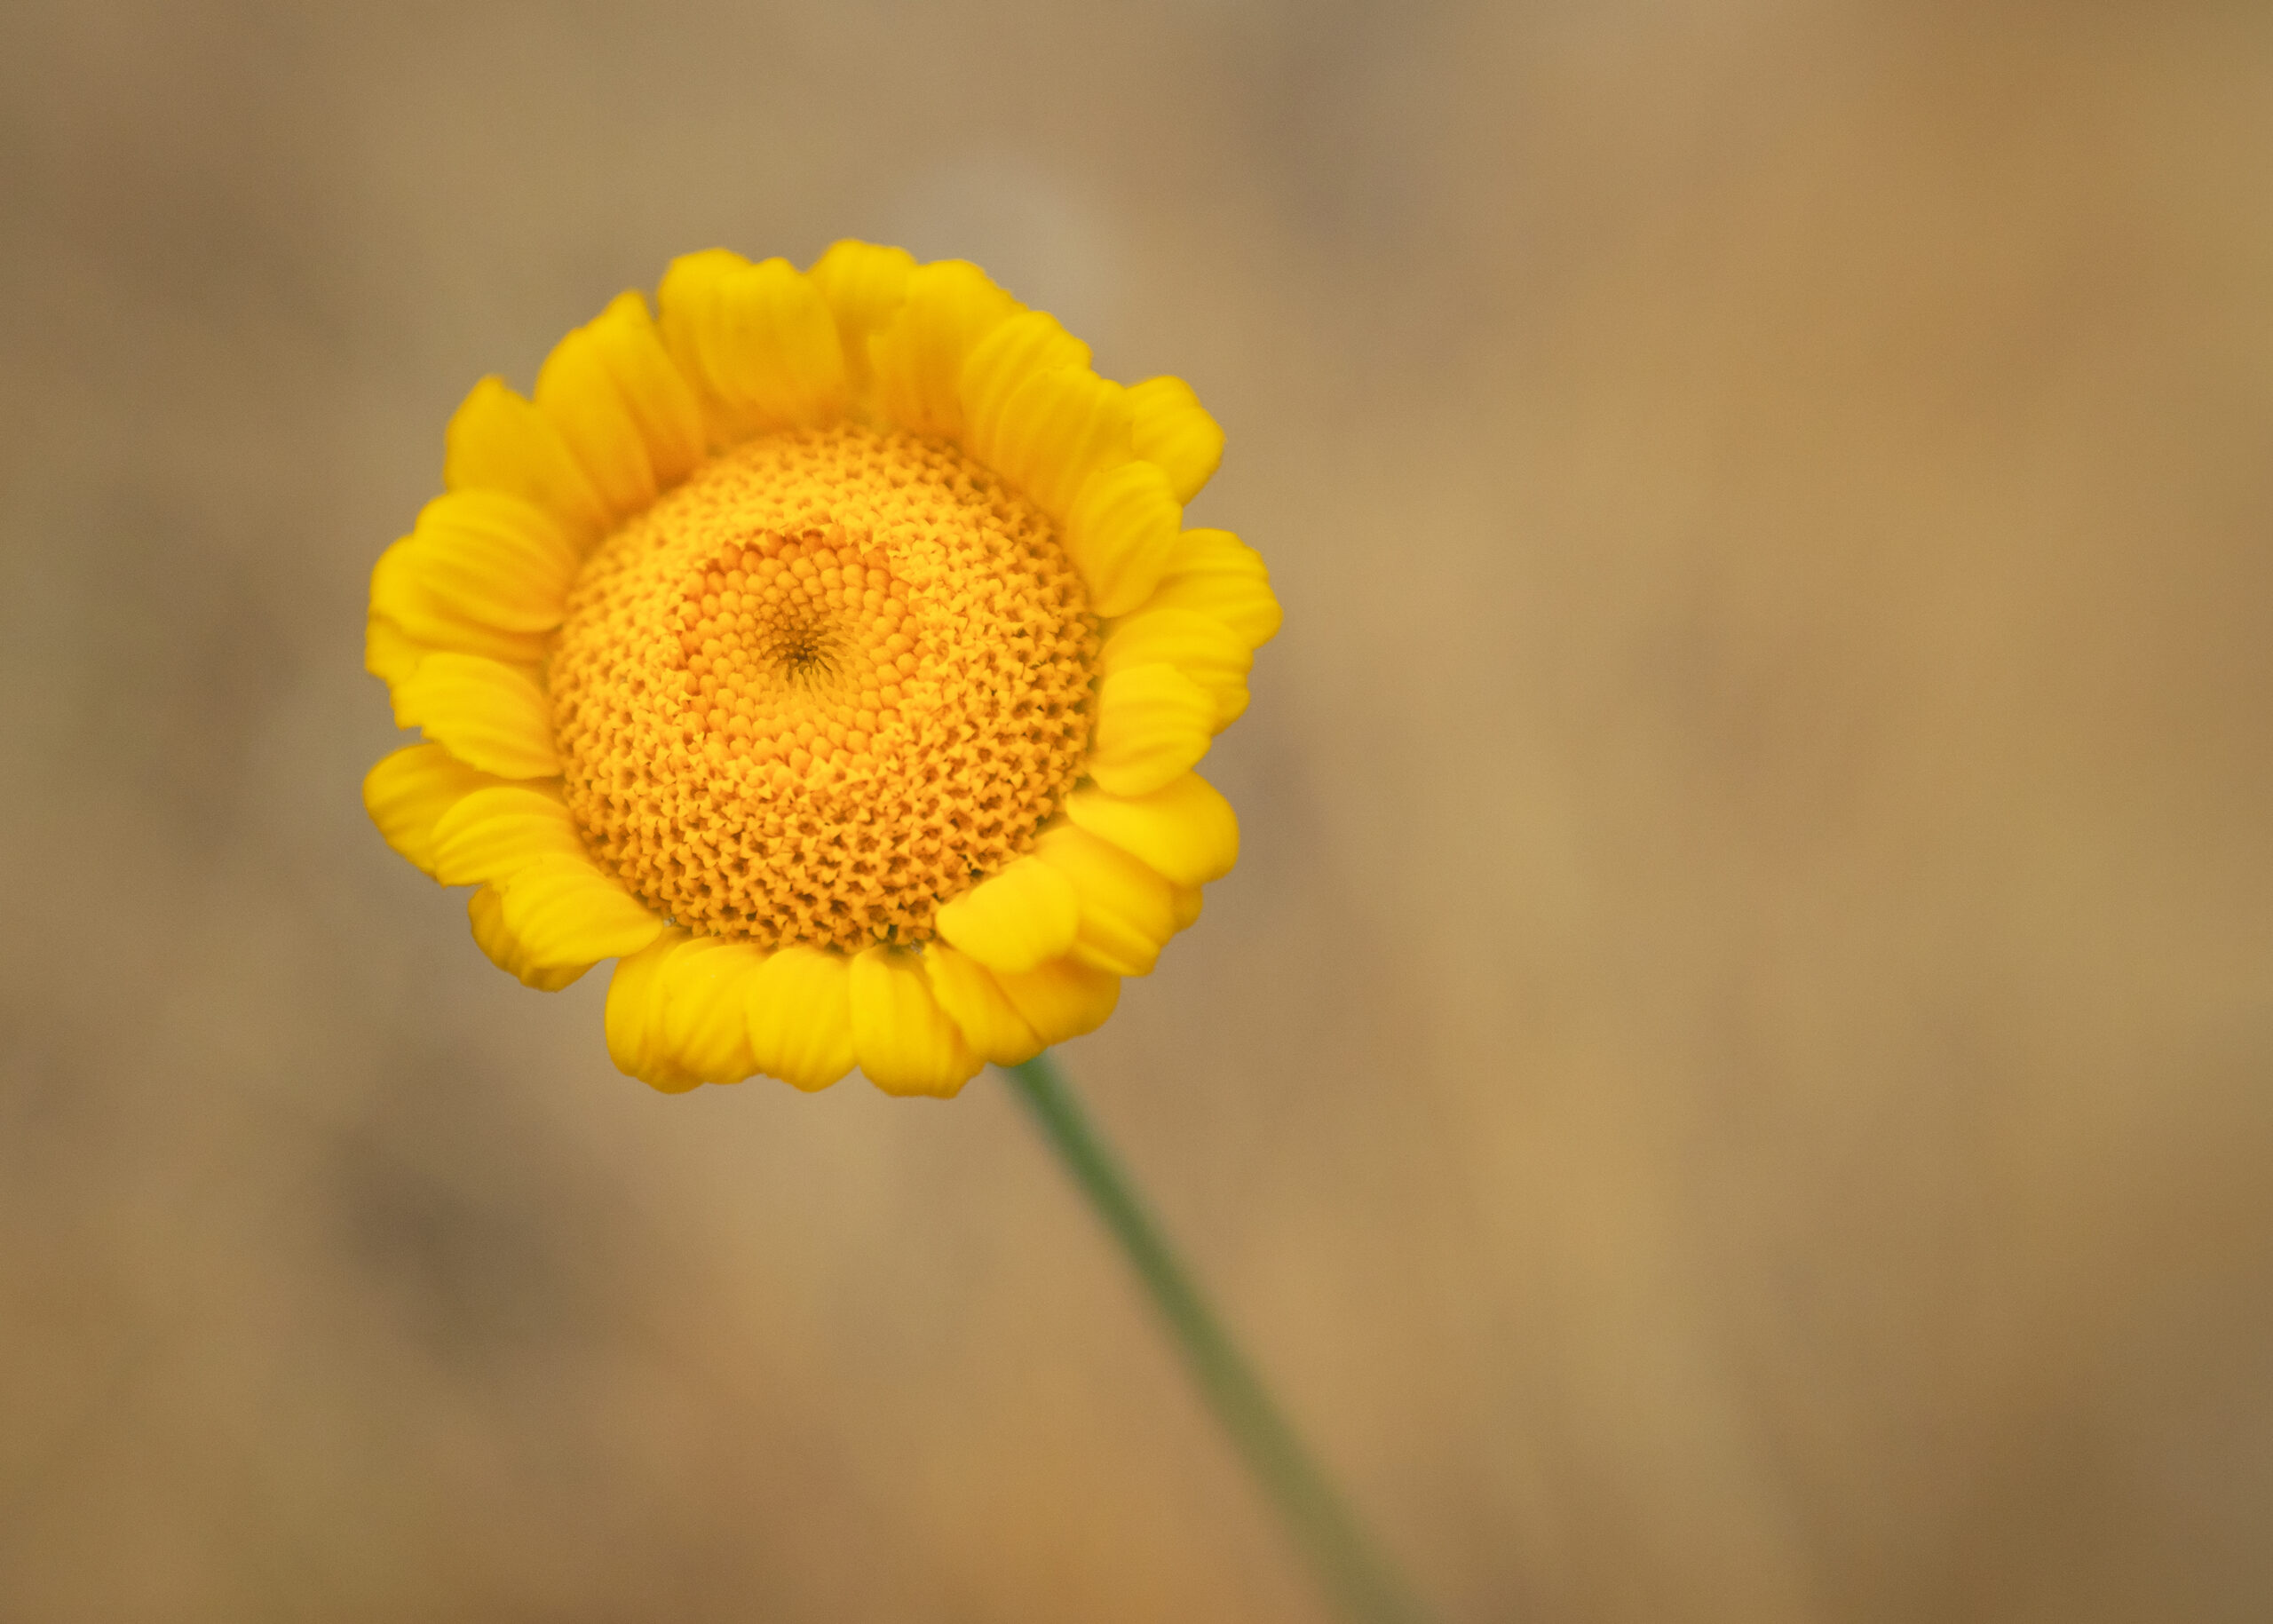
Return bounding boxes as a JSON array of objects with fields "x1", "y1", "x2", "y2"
[{"x1": 4, "y1": 1, "x2": 2272, "y2": 1619}]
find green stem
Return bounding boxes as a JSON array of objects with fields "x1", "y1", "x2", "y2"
[{"x1": 1002, "y1": 1052, "x2": 1436, "y2": 1624}]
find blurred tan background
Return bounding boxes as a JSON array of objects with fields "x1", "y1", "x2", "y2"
[{"x1": 4, "y1": 1, "x2": 2272, "y2": 1619}]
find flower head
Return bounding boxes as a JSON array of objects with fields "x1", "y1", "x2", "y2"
[{"x1": 364, "y1": 244, "x2": 1278, "y2": 1097}]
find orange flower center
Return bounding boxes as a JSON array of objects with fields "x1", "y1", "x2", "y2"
[{"x1": 549, "y1": 422, "x2": 1097, "y2": 952}]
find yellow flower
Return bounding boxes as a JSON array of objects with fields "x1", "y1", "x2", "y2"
[{"x1": 363, "y1": 243, "x2": 1279, "y2": 1098}]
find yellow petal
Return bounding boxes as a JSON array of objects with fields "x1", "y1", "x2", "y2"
[
  {"x1": 1148, "y1": 527, "x2": 1282, "y2": 651},
  {"x1": 1062, "y1": 772, "x2": 1239, "y2": 887},
  {"x1": 443, "y1": 376, "x2": 612, "y2": 543},
  {"x1": 931, "y1": 853, "x2": 1080, "y2": 974},
  {"x1": 1129, "y1": 376, "x2": 1225, "y2": 503},
  {"x1": 606, "y1": 930, "x2": 701, "y2": 1092},
  {"x1": 428, "y1": 784, "x2": 582, "y2": 887},
  {"x1": 684, "y1": 256, "x2": 849, "y2": 428},
  {"x1": 745, "y1": 945, "x2": 855, "y2": 1091},
  {"x1": 1088, "y1": 663, "x2": 1216, "y2": 796},
  {"x1": 535, "y1": 320, "x2": 659, "y2": 518},
  {"x1": 655, "y1": 937, "x2": 766, "y2": 1086},
  {"x1": 497, "y1": 852, "x2": 666, "y2": 966},
  {"x1": 980, "y1": 366, "x2": 1132, "y2": 519},
  {"x1": 468, "y1": 885, "x2": 590, "y2": 991},
  {"x1": 657, "y1": 250, "x2": 747, "y2": 351},
  {"x1": 1034, "y1": 825, "x2": 1178, "y2": 977},
  {"x1": 1065, "y1": 459, "x2": 1182, "y2": 618},
  {"x1": 806, "y1": 240, "x2": 915, "y2": 398},
  {"x1": 370, "y1": 539, "x2": 552, "y2": 667},
  {"x1": 365, "y1": 613, "x2": 424, "y2": 687},
  {"x1": 992, "y1": 956, "x2": 1121, "y2": 1047},
  {"x1": 850, "y1": 946, "x2": 982, "y2": 1097},
  {"x1": 959, "y1": 310, "x2": 1089, "y2": 463},
  {"x1": 403, "y1": 490, "x2": 580, "y2": 634},
  {"x1": 921, "y1": 946, "x2": 1043, "y2": 1066},
  {"x1": 390, "y1": 652, "x2": 559, "y2": 779},
  {"x1": 870, "y1": 259, "x2": 1022, "y2": 438},
  {"x1": 1171, "y1": 883, "x2": 1203, "y2": 932},
  {"x1": 363, "y1": 743, "x2": 511, "y2": 877},
  {"x1": 1099, "y1": 606, "x2": 1252, "y2": 731},
  {"x1": 584, "y1": 290, "x2": 708, "y2": 487},
  {"x1": 657, "y1": 248, "x2": 759, "y2": 448}
]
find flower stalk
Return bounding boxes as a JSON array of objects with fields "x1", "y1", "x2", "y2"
[{"x1": 1002, "y1": 1052, "x2": 1437, "y2": 1624}]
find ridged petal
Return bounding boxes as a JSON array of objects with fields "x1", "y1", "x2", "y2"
[
  {"x1": 585, "y1": 289, "x2": 707, "y2": 486},
  {"x1": 931, "y1": 854, "x2": 1080, "y2": 974},
  {"x1": 443, "y1": 376, "x2": 612, "y2": 543},
  {"x1": 983, "y1": 366, "x2": 1132, "y2": 519},
  {"x1": 921, "y1": 946, "x2": 1043, "y2": 1066},
  {"x1": 365, "y1": 613, "x2": 424, "y2": 687},
  {"x1": 468, "y1": 885, "x2": 591, "y2": 991},
  {"x1": 606, "y1": 931, "x2": 701, "y2": 1092},
  {"x1": 1099, "y1": 606, "x2": 1252, "y2": 731},
  {"x1": 682, "y1": 256, "x2": 849, "y2": 428},
  {"x1": 535, "y1": 320, "x2": 659, "y2": 518},
  {"x1": 1088, "y1": 663, "x2": 1216, "y2": 796},
  {"x1": 362, "y1": 743, "x2": 511, "y2": 877},
  {"x1": 1146, "y1": 527, "x2": 1281, "y2": 651},
  {"x1": 850, "y1": 947, "x2": 982, "y2": 1097},
  {"x1": 806, "y1": 240, "x2": 915, "y2": 398},
  {"x1": 390, "y1": 653, "x2": 559, "y2": 779},
  {"x1": 870, "y1": 259, "x2": 1022, "y2": 438},
  {"x1": 498, "y1": 852, "x2": 666, "y2": 966},
  {"x1": 1034, "y1": 825, "x2": 1177, "y2": 977},
  {"x1": 745, "y1": 946, "x2": 855, "y2": 1091},
  {"x1": 657, "y1": 249, "x2": 757, "y2": 448},
  {"x1": 992, "y1": 957, "x2": 1121, "y2": 1047},
  {"x1": 656, "y1": 938, "x2": 767, "y2": 1086},
  {"x1": 959, "y1": 311, "x2": 1089, "y2": 465},
  {"x1": 1065, "y1": 459, "x2": 1183, "y2": 618},
  {"x1": 1129, "y1": 376, "x2": 1224, "y2": 503},
  {"x1": 404, "y1": 490, "x2": 580, "y2": 634},
  {"x1": 1062, "y1": 773, "x2": 1239, "y2": 887},
  {"x1": 429, "y1": 784, "x2": 582, "y2": 887},
  {"x1": 369, "y1": 541, "x2": 551, "y2": 668}
]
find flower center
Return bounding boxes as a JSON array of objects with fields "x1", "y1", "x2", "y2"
[{"x1": 550, "y1": 423, "x2": 1097, "y2": 952}]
